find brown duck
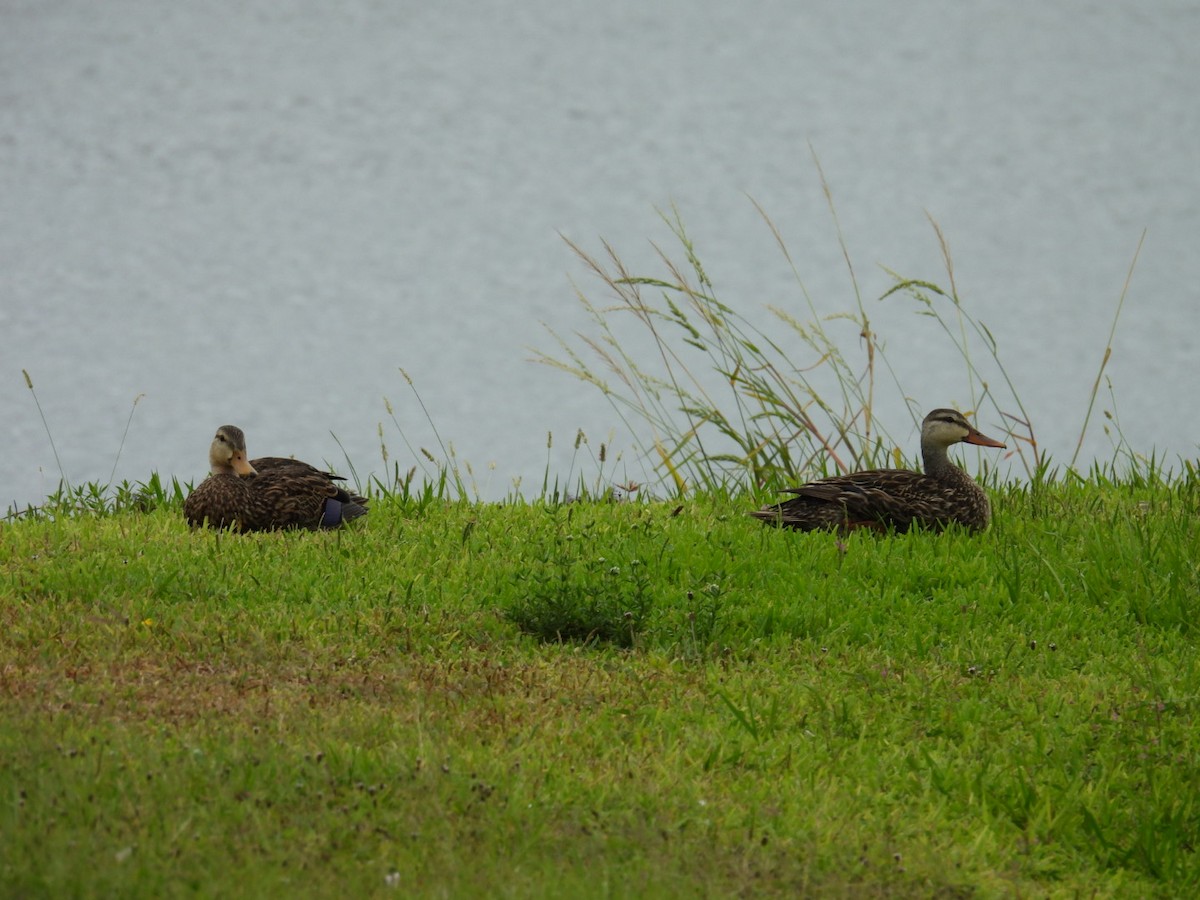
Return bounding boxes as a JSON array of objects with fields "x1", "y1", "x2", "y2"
[
  {"x1": 184, "y1": 425, "x2": 368, "y2": 531},
  {"x1": 751, "y1": 409, "x2": 1006, "y2": 533}
]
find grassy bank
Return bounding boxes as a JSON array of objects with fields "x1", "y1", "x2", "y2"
[{"x1": 2, "y1": 473, "x2": 1197, "y2": 897}]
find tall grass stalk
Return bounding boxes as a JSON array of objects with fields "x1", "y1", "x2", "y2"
[
  {"x1": 535, "y1": 428, "x2": 622, "y2": 504},
  {"x1": 328, "y1": 429, "x2": 365, "y2": 497},
  {"x1": 11, "y1": 375, "x2": 164, "y2": 520},
  {"x1": 107, "y1": 392, "x2": 146, "y2": 485},
  {"x1": 377, "y1": 369, "x2": 477, "y2": 501},
  {"x1": 22, "y1": 369, "x2": 69, "y2": 492},
  {"x1": 1070, "y1": 229, "x2": 1144, "y2": 469},
  {"x1": 806, "y1": 147, "x2": 877, "y2": 435}
]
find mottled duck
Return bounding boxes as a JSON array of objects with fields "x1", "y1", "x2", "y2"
[
  {"x1": 751, "y1": 408, "x2": 1006, "y2": 533},
  {"x1": 184, "y1": 425, "x2": 368, "y2": 531}
]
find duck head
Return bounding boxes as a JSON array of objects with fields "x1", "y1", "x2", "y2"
[
  {"x1": 921, "y1": 408, "x2": 1007, "y2": 450},
  {"x1": 208, "y1": 425, "x2": 258, "y2": 476}
]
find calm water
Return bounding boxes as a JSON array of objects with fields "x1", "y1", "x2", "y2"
[{"x1": 2, "y1": 0, "x2": 1198, "y2": 508}]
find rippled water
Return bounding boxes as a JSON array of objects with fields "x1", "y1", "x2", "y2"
[{"x1": 2, "y1": 0, "x2": 1197, "y2": 508}]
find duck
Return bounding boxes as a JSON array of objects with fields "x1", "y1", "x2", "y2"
[
  {"x1": 751, "y1": 408, "x2": 1006, "y2": 533},
  {"x1": 183, "y1": 425, "x2": 368, "y2": 531}
]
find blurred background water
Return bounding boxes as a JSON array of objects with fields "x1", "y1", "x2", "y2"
[{"x1": 2, "y1": 0, "x2": 1197, "y2": 508}]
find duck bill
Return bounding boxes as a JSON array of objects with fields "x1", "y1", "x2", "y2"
[
  {"x1": 230, "y1": 451, "x2": 258, "y2": 476},
  {"x1": 964, "y1": 427, "x2": 1006, "y2": 449}
]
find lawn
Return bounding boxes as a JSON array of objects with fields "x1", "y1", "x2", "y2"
[{"x1": 1, "y1": 474, "x2": 1197, "y2": 897}]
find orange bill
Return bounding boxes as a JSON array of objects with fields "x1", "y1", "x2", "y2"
[
  {"x1": 230, "y1": 450, "x2": 258, "y2": 476},
  {"x1": 964, "y1": 425, "x2": 1006, "y2": 449}
]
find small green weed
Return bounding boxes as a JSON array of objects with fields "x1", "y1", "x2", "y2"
[{"x1": 505, "y1": 506, "x2": 656, "y2": 647}]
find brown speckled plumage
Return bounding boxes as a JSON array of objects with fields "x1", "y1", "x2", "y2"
[
  {"x1": 184, "y1": 425, "x2": 367, "y2": 532},
  {"x1": 751, "y1": 409, "x2": 1005, "y2": 533}
]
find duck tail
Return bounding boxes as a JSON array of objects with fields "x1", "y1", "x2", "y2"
[{"x1": 320, "y1": 497, "x2": 368, "y2": 528}]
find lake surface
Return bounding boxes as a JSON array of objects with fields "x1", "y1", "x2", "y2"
[{"x1": 3, "y1": 0, "x2": 1198, "y2": 509}]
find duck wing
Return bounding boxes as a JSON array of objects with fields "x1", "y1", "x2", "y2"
[
  {"x1": 754, "y1": 468, "x2": 959, "y2": 532},
  {"x1": 247, "y1": 464, "x2": 369, "y2": 530},
  {"x1": 250, "y1": 456, "x2": 344, "y2": 479},
  {"x1": 250, "y1": 457, "x2": 368, "y2": 506},
  {"x1": 793, "y1": 470, "x2": 953, "y2": 530}
]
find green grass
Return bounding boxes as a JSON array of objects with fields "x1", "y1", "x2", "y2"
[{"x1": 2, "y1": 475, "x2": 1198, "y2": 897}]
